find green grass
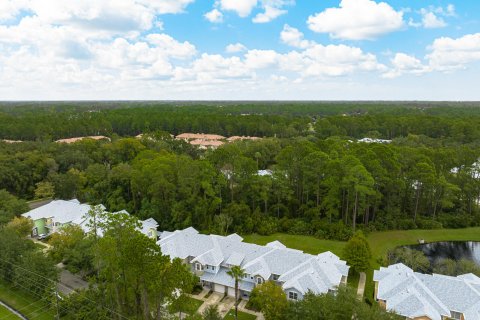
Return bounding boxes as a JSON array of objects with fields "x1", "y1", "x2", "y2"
[
  {"x1": 0, "y1": 280, "x2": 56, "y2": 320},
  {"x1": 0, "y1": 304, "x2": 20, "y2": 319},
  {"x1": 244, "y1": 227, "x2": 480, "y2": 302},
  {"x1": 224, "y1": 309, "x2": 257, "y2": 320},
  {"x1": 187, "y1": 296, "x2": 204, "y2": 312},
  {"x1": 243, "y1": 233, "x2": 346, "y2": 257}
]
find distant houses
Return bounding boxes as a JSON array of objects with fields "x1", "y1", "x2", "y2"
[
  {"x1": 174, "y1": 133, "x2": 261, "y2": 149},
  {"x1": 21, "y1": 199, "x2": 158, "y2": 240},
  {"x1": 374, "y1": 263, "x2": 480, "y2": 320},
  {"x1": 158, "y1": 227, "x2": 349, "y2": 300},
  {"x1": 55, "y1": 136, "x2": 111, "y2": 144}
]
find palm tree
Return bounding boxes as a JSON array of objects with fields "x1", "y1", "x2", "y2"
[{"x1": 227, "y1": 265, "x2": 246, "y2": 320}]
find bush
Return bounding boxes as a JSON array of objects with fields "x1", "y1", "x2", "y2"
[
  {"x1": 287, "y1": 220, "x2": 312, "y2": 235},
  {"x1": 416, "y1": 219, "x2": 442, "y2": 230},
  {"x1": 313, "y1": 220, "x2": 353, "y2": 241},
  {"x1": 438, "y1": 214, "x2": 474, "y2": 229},
  {"x1": 395, "y1": 219, "x2": 418, "y2": 230}
]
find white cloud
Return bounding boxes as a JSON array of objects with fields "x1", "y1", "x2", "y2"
[
  {"x1": 280, "y1": 24, "x2": 314, "y2": 49},
  {"x1": 220, "y1": 0, "x2": 258, "y2": 18},
  {"x1": 426, "y1": 33, "x2": 480, "y2": 71},
  {"x1": 410, "y1": 5, "x2": 455, "y2": 29},
  {"x1": 422, "y1": 11, "x2": 446, "y2": 29},
  {"x1": 382, "y1": 53, "x2": 428, "y2": 78},
  {"x1": 226, "y1": 43, "x2": 247, "y2": 53},
  {"x1": 278, "y1": 44, "x2": 385, "y2": 77},
  {"x1": 307, "y1": 0, "x2": 404, "y2": 40},
  {"x1": 253, "y1": 5, "x2": 286, "y2": 23},
  {"x1": 204, "y1": 9, "x2": 223, "y2": 23}
]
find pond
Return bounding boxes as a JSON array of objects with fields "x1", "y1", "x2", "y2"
[{"x1": 407, "y1": 241, "x2": 480, "y2": 266}]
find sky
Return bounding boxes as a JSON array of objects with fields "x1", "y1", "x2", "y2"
[{"x1": 0, "y1": 0, "x2": 479, "y2": 100}]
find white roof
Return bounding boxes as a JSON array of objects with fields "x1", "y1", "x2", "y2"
[
  {"x1": 374, "y1": 263, "x2": 480, "y2": 320},
  {"x1": 158, "y1": 228, "x2": 349, "y2": 295},
  {"x1": 22, "y1": 199, "x2": 92, "y2": 224},
  {"x1": 22, "y1": 200, "x2": 158, "y2": 239}
]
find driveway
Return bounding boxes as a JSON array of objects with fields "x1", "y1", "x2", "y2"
[
  {"x1": 217, "y1": 296, "x2": 236, "y2": 318},
  {"x1": 197, "y1": 292, "x2": 223, "y2": 314},
  {"x1": 56, "y1": 264, "x2": 89, "y2": 296}
]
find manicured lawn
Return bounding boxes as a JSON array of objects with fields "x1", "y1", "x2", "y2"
[
  {"x1": 186, "y1": 296, "x2": 204, "y2": 312},
  {"x1": 0, "y1": 304, "x2": 19, "y2": 319},
  {"x1": 244, "y1": 227, "x2": 480, "y2": 302},
  {"x1": 0, "y1": 280, "x2": 56, "y2": 320},
  {"x1": 243, "y1": 233, "x2": 346, "y2": 257},
  {"x1": 224, "y1": 309, "x2": 257, "y2": 320}
]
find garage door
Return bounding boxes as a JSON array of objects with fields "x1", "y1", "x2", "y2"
[
  {"x1": 227, "y1": 287, "x2": 236, "y2": 297},
  {"x1": 214, "y1": 284, "x2": 225, "y2": 294}
]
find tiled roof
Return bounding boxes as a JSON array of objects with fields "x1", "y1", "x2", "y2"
[
  {"x1": 158, "y1": 227, "x2": 349, "y2": 295},
  {"x1": 374, "y1": 263, "x2": 480, "y2": 320},
  {"x1": 55, "y1": 136, "x2": 111, "y2": 143}
]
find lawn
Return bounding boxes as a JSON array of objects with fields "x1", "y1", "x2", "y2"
[
  {"x1": 0, "y1": 304, "x2": 19, "y2": 320},
  {"x1": 244, "y1": 227, "x2": 480, "y2": 302},
  {"x1": 0, "y1": 280, "x2": 56, "y2": 320},
  {"x1": 243, "y1": 233, "x2": 346, "y2": 257},
  {"x1": 224, "y1": 309, "x2": 257, "y2": 320},
  {"x1": 186, "y1": 296, "x2": 204, "y2": 312}
]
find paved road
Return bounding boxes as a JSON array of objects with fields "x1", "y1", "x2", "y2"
[{"x1": 56, "y1": 264, "x2": 89, "y2": 296}]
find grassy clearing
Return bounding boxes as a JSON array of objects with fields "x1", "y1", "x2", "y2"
[
  {"x1": 243, "y1": 233, "x2": 346, "y2": 257},
  {"x1": 0, "y1": 280, "x2": 55, "y2": 320},
  {"x1": 0, "y1": 304, "x2": 19, "y2": 320},
  {"x1": 244, "y1": 227, "x2": 480, "y2": 301},
  {"x1": 224, "y1": 309, "x2": 257, "y2": 320}
]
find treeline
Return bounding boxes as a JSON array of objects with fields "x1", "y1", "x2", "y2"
[
  {"x1": 1, "y1": 130, "x2": 480, "y2": 239},
  {"x1": 2, "y1": 102, "x2": 480, "y2": 143}
]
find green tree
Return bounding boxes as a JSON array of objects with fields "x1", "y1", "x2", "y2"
[
  {"x1": 342, "y1": 231, "x2": 372, "y2": 273},
  {"x1": 249, "y1": 281, "x2": 288, "y2": 320},
  {"x1": 34, "y1": 181, "x2": 55, "y2": 199},
  {"x1": 227, "y1": 265, "x2": 247, "y2": 320},
  {"x1": 202, "y1": 305, "x2": 222, "y2": 320}
]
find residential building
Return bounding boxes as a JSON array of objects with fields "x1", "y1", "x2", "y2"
[
  {"x1": 176, "y1": 133, "x2": 226, "y2": 141},
  {"x1": 55, "y1": 136, "x2": 111, "y2": 144},
  {"x1": 21, "y1": 199, "x2": 158, "y2": 240},
  {"x1": 374, "y1": 263, "x2": 480, "y2": 320},
  {"x1": 158, "y1": 227, "x2": 349, "y2": 300}
]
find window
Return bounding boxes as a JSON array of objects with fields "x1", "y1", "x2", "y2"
[
  {"x1": 288, "y1": 292, "x2": 298, "y2": 300},
  {"x1": 256, "y1": 277, "x2": 263, "y2": 284},
  {"x1": 450, "y1": 311, "x2": 462, "y2": 320},
  {"x1": 195, "y1": 263, "x2": 203, "y2": 271},
  {"x1": 211, "y1": 266, "x2": 215, "y2": 271},
  {"x1": 272, "y1": 274, "x2": 279, "y2": 281}
]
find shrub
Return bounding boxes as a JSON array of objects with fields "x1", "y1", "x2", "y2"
[{"x1": 416, "y1": 219, "x2": 442, "y2": 230}]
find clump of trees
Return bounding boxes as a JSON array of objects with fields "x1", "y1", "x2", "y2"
[
  {"x1": 2, "y1": 103, "x2": 480, "y2": 240},
  {"x1": 249, "y1": 281, "x2": 400, "y2": 320}
]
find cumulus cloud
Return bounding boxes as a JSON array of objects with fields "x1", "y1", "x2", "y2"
[
  {"x1": 204, "y1": 9, "x2": 223, "y2": 23},
  {"x1": 252, "y1": 5, "x2": 286, "y2": 23},
  {"x1": 280, "y1": 24, "x2": 314, "y2": 49},
  {"x1": 382, "y1": 53, "x2": 428, "y2": 78},
  {"x1": 409, "y1": 5, "x2": 455, "y2": 29},
  {"x1": 421, "y1": 11, "x2": 446, "y2": 29},
  {"x1": 220, "y1": 0, "x2": 258, "y2": 18},
  {"x1": 226, "y1": 43, "x2": 247, "y2": 53},
  {"x1": 307, "y1": 0, "x2": 404, "y2": 40},
  {"x1": 426, "y1": 33, "x2": 480, "y2": 71}
]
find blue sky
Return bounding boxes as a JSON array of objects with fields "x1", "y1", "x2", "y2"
[{"x1": 0, "y1": 0, "x2": 479, "y2": 100}]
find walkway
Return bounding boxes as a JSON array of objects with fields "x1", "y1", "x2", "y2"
[{"x1": 357, "y1": 272, "x2": 366, "y2": 299}]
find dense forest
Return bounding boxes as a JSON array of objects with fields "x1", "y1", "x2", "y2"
[{"x1": 1, "y1": 102, "x2": 480, "y2": 240}]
